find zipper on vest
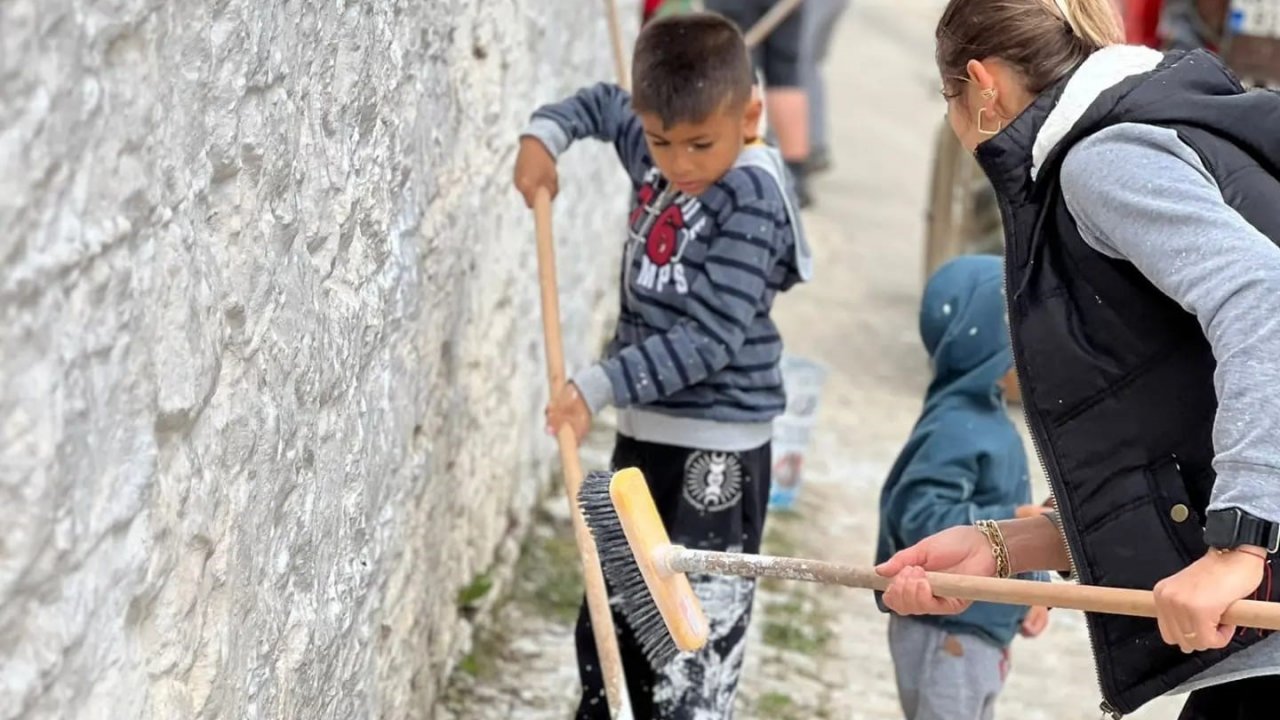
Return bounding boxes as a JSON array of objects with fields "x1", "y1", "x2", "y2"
[{"x1": 999, "y1": 194, "x2": 1121, "y2": 717}]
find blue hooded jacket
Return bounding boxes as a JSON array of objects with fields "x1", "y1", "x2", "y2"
[{"x1": 875, "y1": 255, "x2": 1039, "y2": 648}]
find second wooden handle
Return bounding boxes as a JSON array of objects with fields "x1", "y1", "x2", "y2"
[{"x1": 671, "y1": 549, "x2": 1280, "y2": 631}]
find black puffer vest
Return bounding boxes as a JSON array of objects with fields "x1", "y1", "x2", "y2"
[{"x1": 976, "y1": 50, "x2": 1280, "y2": 714}]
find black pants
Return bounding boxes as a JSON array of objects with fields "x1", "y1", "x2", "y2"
[
  {"x1": 575, "y1": 435, "x2": 772, "y2": 719},
  {"x1": 702, "y1": 0, "x2": 803, "y2": 88},
  {"x1": 1178, "y1": 675, "x2": 1280, "y2": 719}
]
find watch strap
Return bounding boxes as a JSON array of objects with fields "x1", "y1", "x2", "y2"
[{"x1": 1205, "y1": 508, "x2": 1280, "y2": 554}]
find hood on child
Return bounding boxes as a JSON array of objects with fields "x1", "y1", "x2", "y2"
[{"x1": 919, "y1": 254, "x2": 1012, "y2": 416}]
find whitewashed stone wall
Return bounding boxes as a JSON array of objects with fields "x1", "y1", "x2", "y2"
[{"x1": 0, "y1": 1, "x2": 634, "y2": 717}]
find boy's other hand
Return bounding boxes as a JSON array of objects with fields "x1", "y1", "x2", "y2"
[
  {"x1": 1021, "y1": 606, "x2": 1051, "y2": 638},
  {"x1": 1015, "y1": 503, "x2": 1052, "y2": 519},
  {"x1": 514, "y1": 137, "x2": 559, "y2": 208},
  {"x1": 545, "y1": 382, "x2": 591, "y2": 443}
]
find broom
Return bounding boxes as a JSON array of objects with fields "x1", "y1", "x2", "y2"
[
  {"x1": 580, "y1": 467, "x2": 1280, "y2": 667},
  {"x1": 533, "y1": 189, "x2": 633, "y2": 718}
]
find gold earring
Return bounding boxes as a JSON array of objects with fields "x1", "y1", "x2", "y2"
[
  {"x1": 981, "y1": 87, "x2": 997, "y2": 101},
  {"x1": 978, "y1": 107, "x2": 1003, "y2": 135}
]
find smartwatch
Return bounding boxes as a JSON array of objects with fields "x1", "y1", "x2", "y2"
[{"x1": 1203, "y1": 507, "x2": 1280, "y2": 554}]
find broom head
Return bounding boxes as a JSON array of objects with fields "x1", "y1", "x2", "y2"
[{"x1": 579, "y1": 468, "x2": 710, "y2": 668}]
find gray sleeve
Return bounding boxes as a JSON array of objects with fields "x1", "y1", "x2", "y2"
[
  {"x1": 520, "y1": 83, "x2": 650, "y2": 187},
  {"x1": 571, "y1": 364, "x2": 614, "y2": 417},
  {"x1": 1060, "y1": 122, "x2": 1280, "y2": 524}
]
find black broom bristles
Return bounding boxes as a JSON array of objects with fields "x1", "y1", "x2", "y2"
[{"x1": 578, "y1": 470, "x2": 681, "y2": 669}]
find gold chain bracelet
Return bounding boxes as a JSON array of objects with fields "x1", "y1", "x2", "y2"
[{"x1": 974, "y1": 519, "x2": 1013, "y2": 579}]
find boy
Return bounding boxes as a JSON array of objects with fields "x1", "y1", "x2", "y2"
[
  {"x1": 512, "y1": 13, "x2": 811, "y2": 720},
  {"x1": 874, "y1": 256, "x2": 1049, "y2": 720}
]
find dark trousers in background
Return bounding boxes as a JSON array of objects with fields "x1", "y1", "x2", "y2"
[
  {"x1": 702, "y1": 0, "x2": 803, "y2": 88},
  {"x1": 575, "y1": 434, "x2": 772, "y2": 719}
]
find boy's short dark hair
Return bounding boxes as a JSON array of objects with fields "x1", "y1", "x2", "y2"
[{"x1": 631, "y1": 13, "x2": 754, "y2": 129}]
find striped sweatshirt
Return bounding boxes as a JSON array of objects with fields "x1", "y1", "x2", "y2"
[{"x1": 523, "y1": 83, "x2": 812, "y2": 451}]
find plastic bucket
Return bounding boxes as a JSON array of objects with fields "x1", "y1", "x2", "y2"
[{"x1": 768, "y1": 355, "x2": 828, "y2": 511}]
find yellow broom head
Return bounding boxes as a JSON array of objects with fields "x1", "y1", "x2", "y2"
[
  {"x1": 610, "y1": 468, "x2": 709, "y2": 653},
  {"x1": 579, "y1": 468, "x2": 709, "y2": 667}
]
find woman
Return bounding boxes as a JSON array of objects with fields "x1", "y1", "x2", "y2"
[{"x1": 876, "y1": 0, "x2": 1280, "y2": 718}]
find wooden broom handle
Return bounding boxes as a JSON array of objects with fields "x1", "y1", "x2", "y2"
[
  {"x1": 744, "y1": 0, "x2": 806, "y2": 48},
  {"x1": 602, "y1": 0, "x2": 629, "y2": 91},
  {"x1": 534, "y1": 189, "x2": 633, "y2": 719},
  {"x1": 668, "y1": 548, "x2": 1280, "y2": 631},
  {"x1": 534, "y1": 189, "x2": 568, "y2": 390}
]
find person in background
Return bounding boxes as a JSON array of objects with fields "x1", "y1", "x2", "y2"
[
  {"x1": 703, "y1": 0, "x2": 814, "y2": 206},
  {"x1": 1158, "y1": 0, "x2": 1217, "y2": 51},
  {"x1": 641, "y1": 0, "x2": 698, "y2": 24},
  {"x1": 801, "y1": 0, "x2": 850, "y2": 174},
  {"x1": 877, "y1": 0, "x2": 1280, "y2": 717},
  {"x1": 876, "y1": 255, "x2": 1050, "y2": 720}
]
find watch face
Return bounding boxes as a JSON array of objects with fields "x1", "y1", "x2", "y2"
[{"x1": 1204, "y1": 509, "x2": 1242, "y2": 548}]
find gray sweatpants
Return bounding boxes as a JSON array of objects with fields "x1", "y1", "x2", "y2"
[{"x1": 888, "y1": 615, "x2": 1007, "y2": 720}]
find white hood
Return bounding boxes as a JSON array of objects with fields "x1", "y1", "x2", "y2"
[{"x1": 1030, "y1": 45, "x2": 1164, "y2": 180}]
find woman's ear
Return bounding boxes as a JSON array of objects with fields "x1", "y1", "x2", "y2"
[
  {"x1": 966, "y1": 59, "x2": 996, "y2": 101},
  {"x1": 973, "y1": 58, "x2": 1033, "y2": 121}
]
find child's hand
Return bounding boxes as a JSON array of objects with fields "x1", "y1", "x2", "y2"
[
  {"x1": 1015, "y1": 503, "x2": 1052, "y2": 519},
  {"x1": 1021, "y1": 606, "x2": 1051, "y2": 638},
  {"x1": 513, "y1": 137, "x2": 559, "y2": 208},
  {"x1": 545, "y1": 382, "x2": 591, "y2": 443}
]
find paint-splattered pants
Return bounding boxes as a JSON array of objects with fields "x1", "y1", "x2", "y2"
[{"x1": 575, "y1": 434, "x2": 772, "y2": 720}]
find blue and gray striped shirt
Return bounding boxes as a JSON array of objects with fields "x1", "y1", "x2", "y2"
[{"x1": 523, "y1": 83, "x2": 812, "y2": 451}]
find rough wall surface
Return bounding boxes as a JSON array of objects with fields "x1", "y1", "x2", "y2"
[{"x1": 0, "y1": 1, "x2": 634, "y2": 717}]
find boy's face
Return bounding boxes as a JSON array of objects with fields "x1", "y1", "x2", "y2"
[{"x1": 638, "y1": 96, "x2": 763, "y2": 197}]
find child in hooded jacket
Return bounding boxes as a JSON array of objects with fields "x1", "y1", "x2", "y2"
[{"x1": 875, "y1": 255, "x2": 1050, "y2": 720}]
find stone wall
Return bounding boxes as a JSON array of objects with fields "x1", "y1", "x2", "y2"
[{"x1": 0, "y1": 1, "x2": 634, "y2": 717}]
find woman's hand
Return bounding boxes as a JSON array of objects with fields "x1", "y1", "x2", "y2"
[
  {"x1": 876, "y1": 526, "x2": 996, "y2": 616},
  {"x1": 1153, "y1": 546, "x2": 1266, "y2": 653}
]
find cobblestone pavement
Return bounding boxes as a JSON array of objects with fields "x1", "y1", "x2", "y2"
[{"x1": 439, "y1": 1, "x2": 1185, "y2": 718}]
